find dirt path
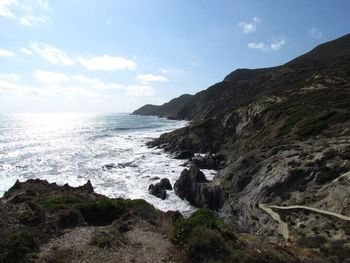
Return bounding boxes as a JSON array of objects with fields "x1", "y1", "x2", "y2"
[
  {"x1": 258, "y1": 204, "x2": 289, "y2": 240},
  {"x1": 259, "y1": 203, "x2": 350, "y2": 241},
  {"x1": 267, "y1": 204, "x2": 350, "y2": 221}
]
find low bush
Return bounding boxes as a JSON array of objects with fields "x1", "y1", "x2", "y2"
[
  {"x1": 172, "y1": 208, "x2": 236, "y2": 262},
  {"x1": 0, "y1": 229, "x2": 38, "y2": 263},
  {"x1": 187, "y1": 225, "x2": 227, "y2": 260},
  {"x1": 76, "y1": 199, "x2": 128, "y2": 226},
  {"x1": 36, "y1": 196, "x2": 158, "y2": 226}
]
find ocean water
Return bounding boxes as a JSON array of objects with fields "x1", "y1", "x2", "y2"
[{"x1": 0, "y1": 113, "x2": 216, "y2": 213}]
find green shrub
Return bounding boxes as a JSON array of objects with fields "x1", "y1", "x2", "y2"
[
  {"x1": 172, "y1": 208, "x2": 236, "y2": 262},
  {"x1": 76, "y1": 199, "x2": 127, "y2": 226},
  {"x1": 279, "y1": 107, "x2": 309, "y2": 135},
  {"x1": 36, "y1": 196, "x2": 82, "y2": 211},
  {"x1": 1, "y1": 229, "x2": 38, "y2": 262},
  {"x1": 36, "y1": 196, "x2": 158, "y2": 226},
  {"x1": 187, "y1": 225, "x2": 227, "y2": 260},
  {"x1": 124, "y1": 199, "x2": 159, "y2": 220},
  {"x1": 172, "y1": 208, "x2": 235, "y2": 246}
]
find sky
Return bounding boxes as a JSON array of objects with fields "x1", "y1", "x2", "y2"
[{"x1": 0, "y1": 0, "x2": 349, "y2": 113}]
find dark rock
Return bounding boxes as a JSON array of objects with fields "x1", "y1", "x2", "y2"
[
  {"x1": 148, "y1": 178, "x2": 172, "y2": 199},
  {"x1": 78, "y1": 180, "x2": 94, "y2": 193},
  {"x1": 187, "y1": 153, "x2": 218, "y2": 169},
  {"x1": 159, "y1": 178, "x2": 172, "y2": 190},
  {"x1": 148, "y1": 183, "x2": 167, "y2": 200},
  {"x1": 173, "y1": 150, "x2": 194, "y2": 159},
  {"x1": 174, "y1": 166, "x2": 226, "y2": 210},
  {"x1": 102, "y1": 163, "x2": 117, "y2": 170}
]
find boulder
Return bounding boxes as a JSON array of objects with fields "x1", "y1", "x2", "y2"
[
  {"x1": 148, "y1": 178, "x2": 173, "y2": 200},
  {"x1": 148, "y1": 183, "x2": 167, "y2": 200},
  {"x1": 159, "y1": 178, "x2": 172, "y2": 190},
  {"x1": 174, "y1": 166, "x2": 226, "y2": 210}
]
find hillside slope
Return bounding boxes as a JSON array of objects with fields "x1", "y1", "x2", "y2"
[
  {"x1": 132, "y1": 94, "x2": 193, "y2": 119},
  {"x1": 145, "y1": 33, "x2": 350, "y2": 262}
]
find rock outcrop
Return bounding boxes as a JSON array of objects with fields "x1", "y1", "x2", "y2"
[
  {"x1": 148, "y1": 178, "x2": 172, "y2": 200},
  {"x1": 174, "y1": 166, "x2": 227, "y2": 210}
]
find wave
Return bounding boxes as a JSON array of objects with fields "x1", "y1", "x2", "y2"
[{"x1": 104, "y1": 125, "x2": 164, "y2": 132}]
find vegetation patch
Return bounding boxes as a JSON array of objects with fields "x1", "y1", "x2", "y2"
[
  {"x1": 297, "y1": 111, "x2": 335, "y2": 136},
  {"x1": 36, "y1": 196, "x2": 83, "y2": 211},
  {"x1": 278, "y1": 107, "x2": 309, "y2": 136},
  {"x1": 172, "y1": 209, "x2": 236, "y2": 262},
  {"x1": 0, "y1": 229, "x2": 39, "y2": 263},
  {"x1": 35, "y1": 196, "x2": 158, "y2": 226},
  {"x1": 76, "y1": 199, "x2": 128, "y2": 226}
]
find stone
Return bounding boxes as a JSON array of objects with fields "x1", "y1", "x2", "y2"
[{"x1": 174, "y1": 166, "x2": 226, "y2": 210}]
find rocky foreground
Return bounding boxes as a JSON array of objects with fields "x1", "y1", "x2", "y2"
[
  {"x1": 134, "y1": 34, "x2": 350, "y2": 262},
  {"x1": 0, "y1": 179, "x2": 329, "y2": 263}
]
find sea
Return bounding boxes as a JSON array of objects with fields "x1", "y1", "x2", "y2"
[{"x1": 0, "y1": 113, "x2": 216, "y2": 214}]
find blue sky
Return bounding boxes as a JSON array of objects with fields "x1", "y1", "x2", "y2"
[{"x1": 0, "y1": 0, "x2": 349, "y2": 113}]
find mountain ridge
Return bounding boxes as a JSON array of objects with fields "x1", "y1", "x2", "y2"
[{"x1": 133, "y1": 33, "x2": 350, "y2": 122}]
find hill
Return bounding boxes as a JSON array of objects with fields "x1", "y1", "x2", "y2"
[{"x1": 142, "y1": 33, "x2": 350, "y2": 261}]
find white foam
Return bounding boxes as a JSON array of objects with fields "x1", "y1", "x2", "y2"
[{"x1": 0, "y1": 114, "x2": 197, "y2": 213}]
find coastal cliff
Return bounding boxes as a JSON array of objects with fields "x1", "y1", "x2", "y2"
[{"x1": 136, "y1": 34, "x2": 350, "y2": 262}]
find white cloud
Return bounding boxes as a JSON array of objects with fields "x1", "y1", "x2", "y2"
[
  {"x1": 0, "y1": 0, "x2": 50, "y2": 26},
  {"x1": 136, "y1": 74, "x2": 167, "y2": 84},
  {"x1": 270, "y1": 37, "x2": 286, "y2": 50},
  {"x1": 20, "y1": 47, "x2": 33, "y2": 54},
  {"x1": 19, "y1": 15, "x2": 47, "y2": 26},
  {"x1": 309, "y1": 27, "x2": 322, "y2": 39},
  {"x1": 248, "y1": 37, "x2": 286, "y2": 52},
  {"x1": 35, "y1": 70, "x2": 70, "y2": 84},
  {"x1": 0, "y1": 48, "x2": 15, "y2": 57},
  {"x1": 34, "y1": 70, "x2": 123, "y2": 90},
  {"x1": 247, "y1": 42, "x2": 267, "y2": 51},
  {"x1": 77, "y1": 55, "x2": 136, "y2": 71},
  {"x1": 0, "y1": 0, "x2": 17, "y2": 17},
  {"x1": 71, "y1": 75, "x2": 123, "y2": 90},
  {"x1": 0, "y1": 73, "x2": 20, "y2": 81},
  {"x1": 238, "y1": 17, "x2": 260, "y2": 34},
  {"x1": 126, "y1": 85, "x2": 155, "y2": 97},
  {"x1": 37, "y1": 0, "x2": 49, "y2": 10},
  {"x1": 30, "y1": 42, "x2": 74, "y2": 65},
  {"x1": 0, "y1": 78, "x2": 48, "y2": 96}
]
